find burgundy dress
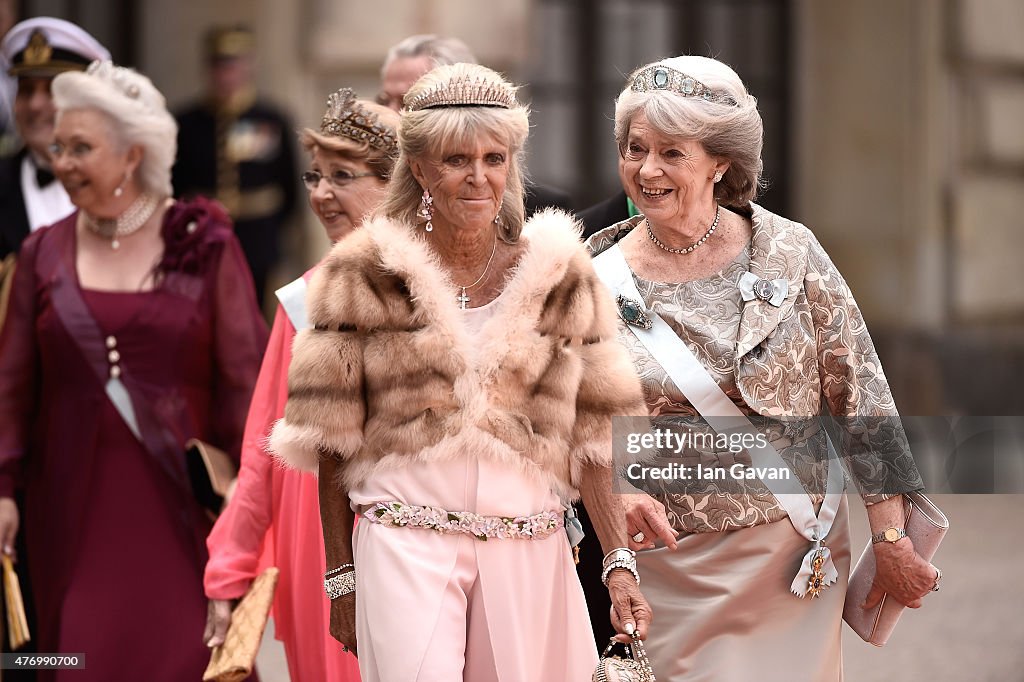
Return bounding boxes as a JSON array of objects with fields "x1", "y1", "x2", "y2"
[{"x1": 0, "y1": 198, "x2": 267, "y2": 681}]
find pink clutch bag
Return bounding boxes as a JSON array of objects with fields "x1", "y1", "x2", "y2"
[{"x1": 843, "y1": 492, "x2": 948, "y2": 646}]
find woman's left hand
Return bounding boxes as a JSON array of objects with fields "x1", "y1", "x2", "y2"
[
  {"x1": 606, "y1": 569, "x2": 653, "y2": 642},
  {"x1": 864, "y1": 538, "x2": 939, "y2": 609}
]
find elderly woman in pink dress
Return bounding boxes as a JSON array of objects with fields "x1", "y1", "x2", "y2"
[
  {"x1": 202, "y1": 89, "x2": 399, "y2": 682},
  {"x1": 270, "y1": 63, "x2": 661, "y2": 682}
]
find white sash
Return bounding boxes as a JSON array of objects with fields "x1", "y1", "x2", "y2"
[
  {"x1": 275, "y1": 276, "x2": 309, "y2": 331},
  {"x1": 593, "y1": 244, "x2": 845, "y2": 597}
]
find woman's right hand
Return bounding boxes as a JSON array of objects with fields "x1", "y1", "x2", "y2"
[
  {"x1": 330, "y1": 593, "x2": 358, "y2": 655},
  {"x1": 622, "y1": 492, "x2": 677, "y2": 551},
  {"x1": 203, "y1": 599, "x2": 235, "y2": 648},
  {"x1": 0, "y1": 497, "x2": 19, "y2": 557}
]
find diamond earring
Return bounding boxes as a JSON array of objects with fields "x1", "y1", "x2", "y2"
[
  {"x1": 713, "y1": 171, "x2": 723, "y2": 183},
  {"x1": 417, "y1": 189, "x2": 434, "y2": 232}
]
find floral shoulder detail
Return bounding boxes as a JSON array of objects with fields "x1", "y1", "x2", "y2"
[{"x1": 157, "y1": 196, "x2": 234, "y2": 276}]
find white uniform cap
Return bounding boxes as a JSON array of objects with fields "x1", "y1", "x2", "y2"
[{"x1": 1, "y1": 17, "x2": 110, "y2": 78}]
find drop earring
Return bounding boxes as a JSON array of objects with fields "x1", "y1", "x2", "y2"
[
  {"x1": 114, "y1": 171, "x2": 129, "y2": 197},
  {"x1": 493, "y1": 198, "x2": 503, "y2": 225},
  {"x1": 417, "y1": 189, "x2": 434, "y2": 232}
]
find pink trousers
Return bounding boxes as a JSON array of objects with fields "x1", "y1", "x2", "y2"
[{"x1": 350, "y1": 457, "x2": 599, "y2": 681}]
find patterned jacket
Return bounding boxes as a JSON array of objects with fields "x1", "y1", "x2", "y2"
[{"x1": 587, "y1": 204, "x2": 922, "y2": 530}]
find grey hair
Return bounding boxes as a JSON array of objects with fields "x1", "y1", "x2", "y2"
[
  {"x1": 381, "y1": 34, "x2": 478, "y2": 75},
  {"x1": 379, "y1": 63, "x2": 529, "y2": 242},
  {"x1": 52, "y1": 61, "x2": 176, "y2": 197},
  {"x1": 614, "y1": 55, "x2": 765, "y2": 207}
]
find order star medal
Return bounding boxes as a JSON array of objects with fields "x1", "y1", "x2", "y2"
[
  {"x1": 616, "y1": 295, "x2": 652, "y2": 330},
  {"x1": 807, "y1": 547, "x2": 829, "y2": 598}
]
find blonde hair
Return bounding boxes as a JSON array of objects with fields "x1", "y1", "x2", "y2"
[
  {"x1": 614, "y1": 55, "x2": 765, "y2": 207},
  {"x1": 379, "y1": 63, "x2": 530, "y2": 242}
]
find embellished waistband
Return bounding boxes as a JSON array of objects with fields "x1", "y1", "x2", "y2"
[{"x1": 362, "y1": 501, "x2": 564, "y2": 541}]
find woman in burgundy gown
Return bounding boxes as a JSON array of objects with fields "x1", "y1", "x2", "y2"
[{"x1": 0, "y1": 61, "x2": 266, "y2": 681}]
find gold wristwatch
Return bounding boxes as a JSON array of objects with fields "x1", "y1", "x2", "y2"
[{"x1": 871, "y1": 527, "x2": 907, "y2": 544}]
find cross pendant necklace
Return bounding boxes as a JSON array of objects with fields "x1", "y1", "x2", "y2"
[{"x1": 453, "y1": 232, "x2": 498, "y2": 310}]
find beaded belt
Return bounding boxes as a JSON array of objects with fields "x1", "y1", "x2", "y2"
[{"x1": 362, "y1": 501, "x2": 564, "y2": 541}]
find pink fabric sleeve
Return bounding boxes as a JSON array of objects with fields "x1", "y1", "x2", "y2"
[{"x1": 205, "y1": 305, "x2": 294, "y2": 599}]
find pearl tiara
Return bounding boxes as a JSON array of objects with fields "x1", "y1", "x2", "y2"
[{"x1": 630, "y1": 64, "x2": 738, "y2": 106}]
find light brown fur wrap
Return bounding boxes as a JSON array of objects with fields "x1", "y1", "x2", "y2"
[{"x1": 269, "y1": 209, "x2": 646, "y2": 500}]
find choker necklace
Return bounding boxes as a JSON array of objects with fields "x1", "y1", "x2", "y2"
[
  {"x1": 83, "y1": 193, "x2": 162, "y2": 250},
  {"x1": 454, "y1": 232, "x2": 498, "y2": 310},
  {"x1": 646, "y1": 203, "x2": 721, "y2": 255}
]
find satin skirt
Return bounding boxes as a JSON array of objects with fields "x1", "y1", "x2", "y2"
[{"x1": 638, "y1": 496, "x2": 851, "y2": 682}]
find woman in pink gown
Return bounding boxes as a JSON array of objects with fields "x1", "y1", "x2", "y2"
[
  {"x1": 0, "y1": 62, "x2": 267, "y2": 681},
  {"x1": 202, "y1": 90, "x2": 399, "y2": 682},
  {"x1": 270, "y1": 64, "x2": 660, "y2": 682}
]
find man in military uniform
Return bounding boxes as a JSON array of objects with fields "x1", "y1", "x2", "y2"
[
  {"x1": 172, "y1": 26, "x2": 297, "y2": 307},
  {"x1": 0, "y1": 17, "x2": 109, "y2": 259}
]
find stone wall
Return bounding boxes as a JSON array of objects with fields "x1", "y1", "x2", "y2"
[{"x1": 795, "y1": 0, "x2": 1024, "y2": 415}]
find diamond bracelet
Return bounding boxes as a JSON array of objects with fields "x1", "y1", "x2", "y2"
[
  {"x1": 324, "y1": 569, "x2": 356, "y2": 600},
  {"x1": 601, "y1": 559, "x2": 640, "y2": 587}
]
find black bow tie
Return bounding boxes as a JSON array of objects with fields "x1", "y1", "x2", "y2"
[{"x1": 35, "y1": 166, "x2": 56, "y2": 187}]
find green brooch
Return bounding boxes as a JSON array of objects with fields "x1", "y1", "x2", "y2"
[{"x1": 616, "y1": 295, "x2": 652, "y2": 330}]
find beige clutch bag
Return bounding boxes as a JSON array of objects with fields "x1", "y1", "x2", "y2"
[
  {"x1": 843, "y1": 492, "x2": 948, "y2": 646},
  {"x1": 186, "y1": 438, "x2": 238, "y2": 520},
  {"x1": 203, "y1": 567, "x2": 279, "y2": 682}
]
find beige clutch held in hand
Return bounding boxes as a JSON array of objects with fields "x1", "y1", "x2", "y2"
[
  {"x1": 203, "y1": 566, "x2": 279, "y2": 682},
  {"x1": 843, "y1": 492, "x2": 948, "y2": 646},
  {"x1": 2, "y1": 553, "x2": 30, "y2": 650}
]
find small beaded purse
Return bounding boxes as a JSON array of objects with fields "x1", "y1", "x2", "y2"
[{"x1": 592, "y1": 632, "x2": 657, "y2": 682}]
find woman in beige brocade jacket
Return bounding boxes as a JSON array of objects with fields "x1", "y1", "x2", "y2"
[{"x1": 584, "y1": 55, "x2": 939, "y2": 681}]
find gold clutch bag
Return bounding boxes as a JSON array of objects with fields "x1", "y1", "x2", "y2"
[
  {"x1": 2, "y1": 553, "x2": 30, "y2": 650},
  {"x1": 203, "y1": 566, "x2": 279, "y2": 682}
]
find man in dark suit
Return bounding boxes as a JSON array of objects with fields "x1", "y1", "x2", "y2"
[
  {"x1": 379, "y1": 34, "x2": 572, "y2": 216},
  {"x1": 0, "y1": 17, "x2": 109, "y2": 258},
  {"x1": 173, "y1": 26, "x2": 298, "y2": 307},
  {"x1": 578, "y1": 190, "x2": 632, "y2": 240}
]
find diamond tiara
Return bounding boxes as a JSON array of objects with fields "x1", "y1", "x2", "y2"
[
  {"x1": 320, "y1": 88, "x2": 398, "y2": 154},
  {"x1": 630, "y1": 65, "x2": 738, "y2": 106},
  {"x1": 404, "y1": 75, "x2": 517, "y2": 112}
]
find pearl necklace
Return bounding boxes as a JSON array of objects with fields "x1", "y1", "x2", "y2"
[
  {"x1": 83, "y1": 193, "x2": 162, "y2": 250},
  {"x1": 454, "y1": 232, "x2": 498, "y2": 310},
  {"x1": 645, "y1": 203, "x2": 721, "y2": 255}
]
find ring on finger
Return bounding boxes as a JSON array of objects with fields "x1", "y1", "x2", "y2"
[
  {"x1": 631, "y1": 531, "x2": 646, "y2": 543},
  {"x1": 931, "y1": 566, "x2": 942, "y2": 592}
]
